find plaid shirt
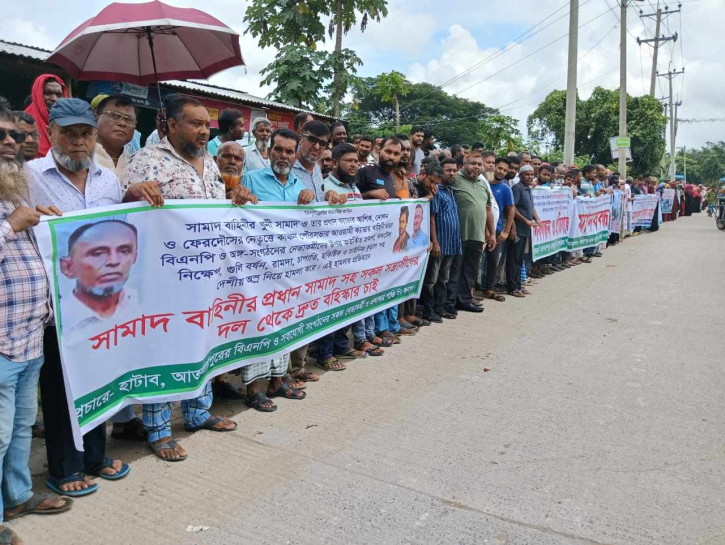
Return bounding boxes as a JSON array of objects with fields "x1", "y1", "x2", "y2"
[{"x1": 0, "y1": 200, "x2": 50, "y2": 361}]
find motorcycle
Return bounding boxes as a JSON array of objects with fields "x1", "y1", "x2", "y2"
[{"x1": 716, "y1": 194, "x2": 725, "y2": 230}]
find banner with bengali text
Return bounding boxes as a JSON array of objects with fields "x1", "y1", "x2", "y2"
[
  {"x1": 661, "y1": 189, "x2": 675, "y2": 214},
  {"x1": 531, "y1": 188, "x2": 574, "y2": 260},
  {"x1": 34, "y1": 199, "x2": 430, "y2": 446},
  {"x1": 632, "y1": 194, "x2": 659, "y2": 227},
  {"x1": 568, "y1": 194, "x2": 611, "y2": 250}
]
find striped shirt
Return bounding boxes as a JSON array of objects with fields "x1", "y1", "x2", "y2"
[
  {"x1": 291, "y1": 159, "x2": 326, "y2": 202},
  {"x1": 431, "y1": 184, "x2": 462, "y2": 256},
  {"x1": 0, "y1": 199, "x2": 51, "y2": 361}
]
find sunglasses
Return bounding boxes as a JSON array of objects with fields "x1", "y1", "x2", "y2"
[
  {"x1": 302, "y1": 133, "x2": 329, "y2": 148},
  {"x1": 0, "y1": 129, "x2": 28, "y2": 144}
]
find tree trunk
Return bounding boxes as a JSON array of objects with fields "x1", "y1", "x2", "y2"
[
  {"x1": 394, "y1": 95, "x2": 400, "y2": 130},
  {"x1": 332, "y1": 0, "x2": 344, "y2": 118}
]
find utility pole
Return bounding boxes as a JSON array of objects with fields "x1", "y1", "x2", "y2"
[
  {"x1": 658, "y1": 68, "x2": 684, "y2": 182},
  {"x1": 618, "y1": 0, "x2": 628, "y2": 178},
  {"x1": 683, "y1": 145, "x2": 687, "y2": 182},
  {"x1": 638, "y1": 3, "x2": 680, "y2": 97},
  {"x1": 563, "y1": 0, "x2": 578, "y2": 165}
]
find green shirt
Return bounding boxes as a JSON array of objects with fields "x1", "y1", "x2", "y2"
[{"x1": 451, "y1": 171, "x2": 492, "y2": 242}]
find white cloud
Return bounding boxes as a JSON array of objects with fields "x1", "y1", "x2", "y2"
[{"x1": 4, "y1": 18, "x2": 55, "y2": 50}]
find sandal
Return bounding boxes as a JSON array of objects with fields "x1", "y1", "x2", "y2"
[
  {"x1": 45, "y1": 474, "x2": 98, "y2": 497},
  {"x1": 245, "y1": 392, "x2": 277, "y2": 412},
  {"x1": 520, "y1": 288, "x2": 531, "y2": 295},
  {"x1": 336, "y1": 348, "x2": 368, "y2": 360},
  {"x1": 483, "y1": 290, "x2": 506, "y2": 302},
  {"x1": 372, "y1": 335, "x2": 393, "y2": 347},
  {"x1": 110, "y1": 417, "x2": 147, "y2": 441},
  {"x1": 291, "y1": 369, "x2": 319, "y2": 382},
  {"x1": 316, "y1": 357, "x2": 346, "y2": 371},
  {"x1": 398, "y1": 320, "x2": 415, "y2": 329},
  {"x1": 397, "y1": 327, "x2": 416, "y2": 336},
  {"x1": 508, "y1": 290, "x2": 526, "y2": 298},
  {"x1": 3, "y1": 492, "x2": 73, "y2": 521},
  {"x1": 267, "y1": 381, "x2": 307, "y2": 399},
  {"x1": 149, "y1": 438, "x2": 187, "y2": 462},
  {"x1": 355, "y1": 340, "x2": 384, "y2": 356},
  {"x1": 0, "y1": 527, "x2": 19, "y2": 545},
  {"x1": 380, "y1": 332, "x2": 401, "y2": 345},
  {"x1": 85, "y1": 457, "x2": 130, "y2": 481},
  {"x1": 184, "y1": 415, "x2": 237, "y2": 433}
]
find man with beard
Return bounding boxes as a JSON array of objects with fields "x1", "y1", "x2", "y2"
[
  {"x1": 24, "y1": 74, "x2": 68, "y2": 158},
  {"x1": 421, "y1": 159, "x2": 461, "y2": 322},
  {"x1": 13, "y1": 112, "x2": 39, "y2": 162},
  {"x1": 357, "y1": 135, "x2": 375, "y2": 165},
  {"x1": 123, "y1": 95, "x2": 251, "y2": 461},
  {"x1": 482, "y1": 157, "x2": 515, "y2": 302},
  {"x1": 92, "y1": 95, "x2": 137, "y2": 178},
  {"x1": 446, "y1": 153, "x2": 495, "y2": 314},
  {"x1": 243, "y1": 117, "x2": 272, "y2": 173},
  {"x1": 318, "y1": 148, "x2": 333, "y2": 178},
  {"x1": 0, "y1": 102, "x2": 72, "y2": 545},
  {"x1": 409, "y1": 126, "x2": 425, "y2": 175},
  {"x1": 506, "y1": 155, "x2": 520, "y2": 187},
  {"x1": 509, "y1": 165, "x2": 541, "y2": 297},
  {"x1": 329, "y1": 122, "x2": 348, "y2": 147}
]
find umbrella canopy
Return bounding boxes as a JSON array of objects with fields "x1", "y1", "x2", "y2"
[{"x1": 47, "y1": 0, "x2": 244, "y2": 85}]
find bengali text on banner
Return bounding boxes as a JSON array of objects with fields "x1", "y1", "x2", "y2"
[{"x1": 631, "y1": 194, "x2": 659, "y2": 227}]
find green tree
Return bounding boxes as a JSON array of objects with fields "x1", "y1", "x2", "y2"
[
  {"x1": 259, "y1": 46, "x2": 331, "y2": 108},
  {"x1": 374, "y1": 71, "x2": 411, "y2": 130},
  {"x1": 476, "y1": 114, "x2": 522, "y2": 154}
]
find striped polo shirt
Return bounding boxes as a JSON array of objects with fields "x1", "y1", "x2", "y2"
[{"x1": 431, "y1": 184, "x2": 462, "y2": 256}]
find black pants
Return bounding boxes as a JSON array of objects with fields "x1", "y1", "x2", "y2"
[
  {"x1": 421, "y1": 254, "x2": 455, "y2": 313},
  {"x1": 40, "y1": 327, "x2": 106, "y2": 479},
  {"x1": 483, "y1": 234, "x2": 503, "y2": 291},
  {"x1": 506, "y1": 236, "x2": 527, "y2": 292},
  {"x1": 447, "y1": 240, "x2": 484, "y2": 307}
]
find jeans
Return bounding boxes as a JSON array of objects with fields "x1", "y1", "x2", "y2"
[
  {"x1": 483, "y1": 234, "x2": 504, "y2": 290},
  {"x1": 447, "y1": 240, "x2": 484, "y2": 307},
  {"x1": 0, "y1": 353, "x2": 43, "y2": 521},
  {"x1": 374, "y1": 306, "x2": 400, "y2": 334},
  {"x1": 143, "y1": 381, "x2": 213, "y2": 443},
  {"x1": 315, "y1": 329, "x2": 350, "y2": 362},
  {"x1": 351, "y1": 317, "x2": 375, "y2": 343}
]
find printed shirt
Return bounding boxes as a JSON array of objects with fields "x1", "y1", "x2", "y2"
[
  {"x1": 489, "y1": 179, "x2": 515, "y2": 233},
  {"x1": 27, "y1": 153, "x2": 122, "y2": 210},
  {"x1": 94, "y1": 142, "x2": 132, "y2": 180},
  {"x1": 322, "y1": 173, "x2": 362, "y2": 201},
  {"x1": 121, "y1": 137, "x2": 224, "y2": 200},
  {"x1": 431, "y1": 184, "x2": 462, "y2": 256},
  {"x1": 0, "y1": 200, "x2": 50, "y2": 361},
  {"x1": 242, "y1": 167, "x2": 305, "y2": 203},
  {"x1": 356, "y1": 164, "x2": 397, "y2": 200},
  {"x1": 291, "y1": 159, "x2": 326, "y2": 202},
  {"x1": 242, "y1": 144, "x2": 270, "y2": 174},
  {"x1": 451, "y1": 170, "x2": 492, "y2": 243},
  {"x1": 512, "y1": 182, "x2": 535, "y2": 237}
]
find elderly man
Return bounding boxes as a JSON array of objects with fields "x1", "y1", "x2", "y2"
[
  {"x1": 13, "y1": 112, "x2": 39, "y2": 162},
  {"x1": 446, "y1": 153, "x2": 495, "y2": 314},
  {"x1": 92, "y1": 95, "x2": 137, "y2": 178},
  {"x1": 122, "y1": 95, "x2": 255, "y2": 461},
  {"x1": 24, "y1": 74, "x2": 68, "y2": 158},
  {"x1": 243, "y1": 117, "x2": 272, "y2": 173},
  {"x1": 0, "y1": 101, "x2": 72, "y2": 545},
  {"x1": 25, "y1": 98, "x2": 136, "y2": 496},
  {"x1": 207, "y1": 109, "x2": 245, "y2": 157}
]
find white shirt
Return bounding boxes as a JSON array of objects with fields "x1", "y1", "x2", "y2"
[
  {"x1": 94, "y1": 143, "x2": 132, "y2": 180},
  {"x1": 61, "y1": 287, "x2": 138, "y2": 335},
  {"x1": 243, "y1": 144, "x2": 270, "y2": 174},
  {"x1": 479, "y1": 175, "x2": 500, "y2": 233}
]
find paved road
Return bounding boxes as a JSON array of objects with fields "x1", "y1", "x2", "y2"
[{"x1": 15, "y1": 213, "x2": 725, "y2": 545}]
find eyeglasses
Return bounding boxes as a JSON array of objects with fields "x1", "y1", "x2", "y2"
[
  {"x1": 101, "y1": 111, "x2": 137, "y2": 127},
  {"x1": 0, "y1": 129, "x2": 28, "y2": 144},
  {"x1": 302, "y1": 133, "x2": 329, "y2": 148}
]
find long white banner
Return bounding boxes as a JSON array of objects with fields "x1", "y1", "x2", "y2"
[{"x1": 34, "y1": 199, "x2": 430, "y2": 444}]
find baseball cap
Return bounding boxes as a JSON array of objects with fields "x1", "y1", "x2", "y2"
[
  {"x1": 48, "y1": 98, "x2": 98, "y2": 128},
  {"x1": 90, "y1": 94, "x2": 110, "y2": 111}
]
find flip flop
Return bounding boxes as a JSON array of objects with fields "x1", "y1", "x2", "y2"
[
  {"x1": 355, "y1": 341, "x2": 384, "y2": 356},
  {"x1": 267, "y1": 381, "x2": 308, "y2": 399},
  {"x1": 45, "y1": 474, "x2": 98, "y2": 497},
  {"x1": 245, "y1": 392, "x2": 278, "y2": 412},
  {"x1": 149, "y1": 438, "x2": 187, "y2": 462},
  {"x1": 371, "y1": 336, "x2": 393, "y2": 348},
  {"x1": 483, "y1": 290, "x2": 506, "y2": 302},
  {"x1": 336, "y1": 348, "x2": 368, "y2": 360},
  {"x1": 85, "y1": 457, "x2": 131, "y2": 481},
  {"x1": 315, "y1": 357, "x2": 347, "y2": 371},
  {"x1": 3, "y1": 492, "x2": 73, "y2": 520},
  {"x1": 291, "y1": 369, "x2": 320, "y2": 382},
  {"x1": 184, "y1": 415, "x2": 237, "y2": 433}
]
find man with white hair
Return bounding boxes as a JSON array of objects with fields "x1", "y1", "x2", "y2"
[{"x1": 243, "y1": 117, "x2": 272, "y2": 173}]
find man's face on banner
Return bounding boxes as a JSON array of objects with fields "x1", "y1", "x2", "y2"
[
  {"x1": 61, "y1": 222, "x2": 138, "y2": 297},
  {"x1": 413, "y1": 206, "x2": 423, "y2": 231}
]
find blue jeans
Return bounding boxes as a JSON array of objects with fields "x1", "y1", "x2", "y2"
[
  {"x1": 374, "y1": 306, "x2": 400, "y2": 334},
  {"x1": 351, "y1": 317, "x2": 375, "y2": 343},
  {"x1": 0, "y1": 354, "x2": 44, "y2": 522},
  {"x1": 315, "y1": 329, "x2": 351, "y2": 362},
  {"x1": 143, "y1": 381, "x2": 213, "y2": 443}
]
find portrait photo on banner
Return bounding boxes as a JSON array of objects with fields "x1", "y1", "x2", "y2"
[{"x1": 393, "y1": 203, "x2": 428, "y2": 254}]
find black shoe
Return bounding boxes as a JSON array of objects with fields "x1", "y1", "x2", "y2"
[
  {"x1": 455, "y1": 302, "x2": 484, "y2": 313},
  {"x1": 428, "y1": 312, "x2": 443, "y2": 323},
  {"x1": 212, "y1": 380, "x2": 245, "y2": 400}
]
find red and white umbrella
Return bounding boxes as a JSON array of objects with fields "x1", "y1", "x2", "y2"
[{"x1": 48, "y1": 0, "x2": 244, "y2": 98}]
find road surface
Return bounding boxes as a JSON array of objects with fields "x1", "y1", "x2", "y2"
[{"x1": 15, "y1": 213, "x2": 725, "y2": 545}]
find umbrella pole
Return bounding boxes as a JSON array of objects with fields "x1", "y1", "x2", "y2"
[{"x1": 145, "y1": 28, "x2": 165, "y2": 122}]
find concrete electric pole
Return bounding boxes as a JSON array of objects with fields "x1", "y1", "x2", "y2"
[
  {"x1": 618, "y1": 0, "x2": 628, "y2": 178},
  {"x1": 658, "y1": 68, "x2": 685, "y2": 182},
  {"x1": 563, "y1": 0, "x2": 579, "y2": 166},
  {"x1": 638, "y1": 3, "x2": 680, "y2": 97}
]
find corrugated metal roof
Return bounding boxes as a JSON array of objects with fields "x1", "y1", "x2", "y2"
[{"x1": 0, "y1": 40, "x2": 51, "y2": 61}]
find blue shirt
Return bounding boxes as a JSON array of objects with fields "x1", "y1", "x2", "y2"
[
  {"x1": 409, "y1": 227, "x2": 429, "y2": 249},
  {"x1": 242, "y1": 167, "x2": 305, "y2": 203},
  {"x1": 26, "y1": 153, "x2": 122, "y2": 212},
  {"x1": 291, "y1": 159, "x2": 326, "y2": 202},
  {"x1": 489, "y1": 180, "x2": 514, "y2": 232},
  {"x1": 431, "y1": 184, "x2": 462, "y2": 256}
]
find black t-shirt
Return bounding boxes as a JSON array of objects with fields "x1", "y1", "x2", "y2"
[
  {"x1": 631, "y1": 185, "x2": 643, "y2": 195},
  {"x1": 512, "y1": 182, "x2": 535, "y2": 237},
  {"x1": 356, "y1": 164, "x2": 396, "y2": 199}
]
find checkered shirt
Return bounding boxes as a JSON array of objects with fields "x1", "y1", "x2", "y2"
[{"x1": 0, "y1": 200, "x2": 51, "y2": 361}]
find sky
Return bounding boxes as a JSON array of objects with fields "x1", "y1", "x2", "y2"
[{"x1": 6, "y1": 0, "x2": 723, "y2": 151}]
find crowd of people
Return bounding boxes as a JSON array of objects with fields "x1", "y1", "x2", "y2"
[{"x1": 0, "y1": 73, "x2": 705, "y2": 544}]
